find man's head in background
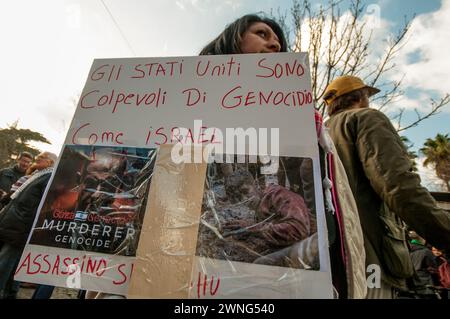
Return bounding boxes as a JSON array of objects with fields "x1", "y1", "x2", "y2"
[
  {"x1": 26, "y1": 152, "x2": 57, "y2": 175},
  {"x1": 16, "y1": 151, "x2": 33, "y2": 173}
]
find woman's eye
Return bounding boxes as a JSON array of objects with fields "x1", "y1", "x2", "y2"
[{"x1": 256, "y1": 30, "x2": 266, "y2": 38}]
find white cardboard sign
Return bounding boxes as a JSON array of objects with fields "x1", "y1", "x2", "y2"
[{"x1": 15, "y1": 53, "x2": 332, "y2": 298}]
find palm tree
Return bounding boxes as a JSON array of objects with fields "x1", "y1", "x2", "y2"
[
  {"x1": 400, "y1": 136, "x2": 418, "y2": 172},
  {"x1": 420, "y1": 134, "x2": 450, "y2": 192}
]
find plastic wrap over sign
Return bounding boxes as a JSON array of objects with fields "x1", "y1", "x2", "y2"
[
  {"x1": 15, "y1": 145, "x2": 156, "y2": 295},
  {"x1": 127, "y1": 146, "x2": 332, "y2": 299},
  {"x1": 15, "y1": 53, "x2": 333, "y2": 298}
]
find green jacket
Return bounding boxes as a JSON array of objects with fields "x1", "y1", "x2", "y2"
[{"x1": 327, "y1": 108, "x2": 450, "y2": 288}]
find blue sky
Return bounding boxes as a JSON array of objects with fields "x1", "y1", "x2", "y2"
[
  {"x1": 0, "y1": 0, "x2": 448, "y2": 189},
  {"x1": 364, "y1": 0, "x2": 449, "y2": 156},
  {"x1": 378, "y1": 0, "x2": 441, "y2": 20}
]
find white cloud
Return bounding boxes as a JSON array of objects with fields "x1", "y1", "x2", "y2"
[
  {"x1": 224, "y1": 0, "x2": 242, "y2": 11},
  {"x1": 374, "y1": 92, "x2": 433, "y2": 116},
  {"x1": 416, "y1": 156, "x2": 447, "y2": 192},
  {"x1": 304, "y1": 1, "x2": 450, "y2": 116},
  {"x1": 174, "y1": 0, "x2": 242, "y2": 13},
  {"x1": 175, "y1": 1, "x2": 185, "y2": 10},
  {"x1": 378, "y1": 1, "x2": 450, "y2": 118},
  {"x1": 289, "y1": 1, "x2": 449, "y2": 134},
  {"x1": 393, "y1": 0, "x2": 450, "y2": 97},
  {"x1": 292, "y1": 7, "x2": 393, "y2": 98}
]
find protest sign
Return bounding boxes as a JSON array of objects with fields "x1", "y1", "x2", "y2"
[{"x1": 15, "y1": 53, "x2": 333, "y2": 298}]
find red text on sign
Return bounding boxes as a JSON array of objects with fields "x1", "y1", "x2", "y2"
[
  {"x1": 256, "y1": 58, "x2": 305, "y2": 78},
  {"x1": 72, "y1": 123, "x2": 124, "y2": 145}
]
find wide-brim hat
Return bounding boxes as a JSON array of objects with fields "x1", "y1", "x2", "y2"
[{"x1": 323, "y1": 75, "x2": 380, "y2": 105}]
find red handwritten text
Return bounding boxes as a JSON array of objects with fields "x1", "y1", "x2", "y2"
[
  {"x1": 80, "y1": 89, "x2": 167, "y2": 114},
  {"x1": 256, "y1": 58, "x2": 305, "y2": 78},
  {"x1": 190, "y1": 272, "x2": 221, "y2": 298},
  {"x1": 15, "y1": 253, "x2": 132, "y2": 286},
  {"x1": 196, "y1": 57, "x2": 241, "y2": 77},
  {"x1": 130, "y1": 60, "x2": 184, "y2": 78},
  {"x1": 72, "y1": 123, "x2": 124, "y2": 145},
  {"x1": 90, "y1": 64, "x2": 123, "y2": 82},
  {"x1": 221, "y1": 85, "x2": 312, "y2": 109},
  {"x1": 145, "y1": 126, "x2": 219, "y2": 146}
]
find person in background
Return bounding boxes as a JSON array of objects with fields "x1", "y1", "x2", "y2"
[
  {"x1": 10, "y1": 152, "x2": 57, "y2": 192},
  {"x1": 0, "y1": 152, "x2": 57, "y2": 299},
  {"x1": 324, "y1": 75, "x2": 450, "y2": 298},
  {"x1": 430, "y1": 246, "x2": 450, "y2": 298},
  {"x1": 408, "y1": 231, "x2": 439, "y2": 298},
  {"x1": 0, "y1": 152, "x2": 33, "y2": 208}
]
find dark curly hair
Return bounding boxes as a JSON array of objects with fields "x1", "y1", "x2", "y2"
[{"x1": 199, "y1": 14, "x2": 288, "y2": 55}]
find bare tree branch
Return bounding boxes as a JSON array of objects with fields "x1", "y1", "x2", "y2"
[
  {"x1": 397, "y1": 95, "x2": 450, "y2": 132},
  {"x1": 272, "y1": 0, "x2": 446, "y2": 130}
]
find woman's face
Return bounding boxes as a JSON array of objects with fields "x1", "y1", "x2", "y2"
[{"x1": 240, "y1": 22, "x2": 281, "y2": 54}]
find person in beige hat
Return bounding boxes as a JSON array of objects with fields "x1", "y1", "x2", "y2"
[
  {"x1": 323, "y1": 75, "x2": 380, "y2": 116},
  {"x1": 324, "y1": 76, "x2": 450, "y2": 298}
]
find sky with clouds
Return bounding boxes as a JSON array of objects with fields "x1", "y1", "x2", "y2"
[{"x1": 1, "y1": 0, "x2": 448, "y2": 190}]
